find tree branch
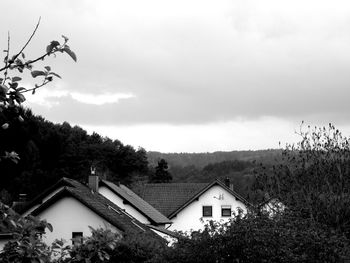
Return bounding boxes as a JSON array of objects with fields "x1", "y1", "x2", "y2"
[
  {"x1": 0, "y1": 17, "x2": 41, "y2": 72},
  {"x1": 15, "y1": 17, "x2": 41, "y2": 62}
]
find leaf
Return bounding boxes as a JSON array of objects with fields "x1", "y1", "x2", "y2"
[
  {"x1": 47, "y1": 223, "x2": 53, "y2": 232},
  {"x1": 12, "y1": 76, "x2": 22, "y2": 82},
  {"x1": 21, "y1": 53, "x2": 25, "y2": 59},
  {"x1": 2, "y1": 123, "x2": 9, "y2": 129},
  {"x1": 31, "y1": 70, "x2": 46, "y2": 78},
  {"x1": 46, "y1": 44, "x2": 53, "y2": 54},
  {"x1": 44, "y1": 66, "x2": 51, "y2": 72},
  {"x1": 10, "y1": 82, "x2": 18, "y2": 89},
  {"x1": 51, "y1": 40, "x2": 60, "y2": 47},
  {"x1": 0, "y1": 84, "x2": 8, "y2": 95},
  {"x1": 49, "y1": 72, "x2": 61, "y2": 79},
  {"x1": 62, "y1": 35, "x2": 69, "y2": 42},
  {"x1": 15, "y1": 93, "x2": 26, "y2": 103},
  {"x1": 63, "y1": 47, "x2": 77, "y2": 62},
  {"x1": 46, "y1": 41, "x2": 60, "y2": 54}
]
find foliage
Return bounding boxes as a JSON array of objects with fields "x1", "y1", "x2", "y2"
[
  {"x1": 0, "y1": 18, "x2": 76, "y2": 162},
  {"x1": 110, "y1": 232, "x2": 166, "y2": 263},
  {"x1": 0, "y1": 203, "x2": 53, "y2": 263},
  {"x1": 56, "y1": 227, "x2": 121, "y2": 263},
  {"x1": 255, "y1": 123, "x2": 350, "y2": 237},
  {"x1": 149, "y1": 158, "x2": 172, "y2": 183},
  {"x1": 161, "y1": 211, "x2": 349, "y2": 263}
]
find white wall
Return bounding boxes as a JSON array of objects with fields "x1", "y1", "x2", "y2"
[
  {"x1": 99, "y1": 186, "x2": 151, "y2": 225},
  {"x1": 0, "y1": 239, "x2": 10, "y2": 251},
  {"x1": 37, "y1": 196, "x2": 119, "y2": 245},
  {"x1": 168, "y1": 185, "x2": 246, "y2": 232}
]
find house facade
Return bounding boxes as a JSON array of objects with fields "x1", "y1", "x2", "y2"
[{"x1": 138, "y1": 179, "x2": 250, "y2": 232}]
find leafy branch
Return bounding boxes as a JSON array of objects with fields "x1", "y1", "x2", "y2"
[{"x1": 0, "y1": 18, "x2": 76, "y2": 162}]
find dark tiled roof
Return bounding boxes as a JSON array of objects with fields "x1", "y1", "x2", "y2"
[
  {"x1": 138, "y1": 183, "x2": 209, "y2": 217},
  {"x1": 26, "y1": 178, "x2": 159, "y2": 238},
  {"x1": 139, "y1": 180, "x2": 251, "y2": 218},
  {"x1": 100, "y1": 180, "x2": 171, "y2": 225}
]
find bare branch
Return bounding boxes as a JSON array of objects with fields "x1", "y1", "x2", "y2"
[
  {"x1": 2, "y1": 31, "x2": 10, "y2": 84},
  {"x1": 15, "y1": 17, "x2": 41, "y2": 61},
  {"x1": 0, "y1": 17, "x2": 41, "y2": 72}
]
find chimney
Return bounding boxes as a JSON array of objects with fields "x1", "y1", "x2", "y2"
[
  {"x1": 224, "y1": 177, "x2": 230, "y2": 188},
  {"x1": 229, "y1": 183, "x2": 234, "y2": 191},
  {"x1": 88, "y1": 166, "x2": 99, "y2": 192}
]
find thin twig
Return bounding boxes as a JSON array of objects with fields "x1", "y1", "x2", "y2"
[
  {"x1": 15, "y1": 17, "x2": 41, "y2": 61},
  {"x1": 19, "y1": 79, "x2": 50, "y2": 94},
  {"x1": 2, "y1": 31, "x2": 10, "y2": 84}
]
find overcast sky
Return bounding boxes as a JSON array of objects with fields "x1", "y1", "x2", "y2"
[{"x1": 2, "y1": 0, "x2": 350, "y2": 152}]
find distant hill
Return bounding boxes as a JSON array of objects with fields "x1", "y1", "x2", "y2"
[
  {"x1": 147, "y1": 149, "x2": 282, "y2": 168},
  {"x1": 146, "y1": 150, "x2": 283, "y2": 201}
]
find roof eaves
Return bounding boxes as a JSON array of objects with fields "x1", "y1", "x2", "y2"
[
  {"x1": 17, "y1": 177, "x2": 76, "y2": 214},
  {"x1": 148, "y1": 225, "x2": 180, "y2": 239}
]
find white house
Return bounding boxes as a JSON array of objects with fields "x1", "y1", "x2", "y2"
[
  {"x1": 138, "y1": 179, "x2": 250, "y2": 232},
  {"x1": 258, "y1": 197, "x2": 285, "y2": 217},
  {"x1": 18, "y1": 177, "x2": 162, "y2": 246}
]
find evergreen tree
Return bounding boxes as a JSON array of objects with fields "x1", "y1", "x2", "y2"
[{"x1": 149, "y1": 159, "x2": 172, "y2": 183}]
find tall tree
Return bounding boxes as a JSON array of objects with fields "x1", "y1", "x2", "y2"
[{"x1": 149, "y1": 159, "x2": 172, "y2": 183}]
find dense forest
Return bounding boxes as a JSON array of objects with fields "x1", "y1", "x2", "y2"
[{"x1": 0, "y1": 107, "x2": 149, "y2": 203}]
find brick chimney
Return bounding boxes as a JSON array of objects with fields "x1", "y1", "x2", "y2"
[
  {"x1": 224, "y1": 177, "x2": 230, "y2": 188},
  {"x1": 88, "y1": 166, "x2": 99, "y2": 192}
]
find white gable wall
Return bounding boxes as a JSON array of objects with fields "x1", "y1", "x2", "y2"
[
  {"x1": 0, "y1": 239, "x2": 10, "y2": 251},
  {"x1": 37, "y1": 196, "x2": 119, "y2": 245},
  {"x1": 98, "y1": 186, "x2": 151, "y2": 225},
  {"x1": 169, "y1": 185, "x2": 246, "y2": 232}
]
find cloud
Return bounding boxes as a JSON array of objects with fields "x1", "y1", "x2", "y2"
[
  {"x1": 26, "y1": 87, "x2": 135, "y2": 108},
  {"x1": 3, "y1": 0, "x2": 350, "y2": 151}
]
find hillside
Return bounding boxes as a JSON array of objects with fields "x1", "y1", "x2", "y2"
[
  {"x1": 147, "y1": 150, "x2": 283, "y2": 201},
  {"x1": 147, "y1": 149, "x2": 282, "y2": 168}
]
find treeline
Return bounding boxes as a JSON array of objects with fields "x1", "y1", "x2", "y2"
[
  {"x1": 147, "y1": 149, "x2": 282, "y2": 168},
  {"x1": 168, "y1": 160, "x2": 255, "y2": 200},
  {"x1": 0, "y1": 107, "x2": 149, "y2": 203}
]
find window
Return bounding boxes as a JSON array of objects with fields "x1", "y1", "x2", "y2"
[
  {"x1": 202, "y1": 206, "x2": 212, "y2": 217},
  {"x1": 221, "y1": 205, "x2": 232, "y2": 217},
  {"x1": 72, "y1": 232, "x2": 83, "y2": 245}
]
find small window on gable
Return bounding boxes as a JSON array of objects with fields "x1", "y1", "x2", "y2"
[
  {"x1": 202, "y1": 206, "x2": 212, "y2": 217},
  {"x1": 221, "y1": 205, "x2": 232, "y2": 217},
  {"x1": 72, "y1": 232, "x2": 83, "y2": 245}
]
